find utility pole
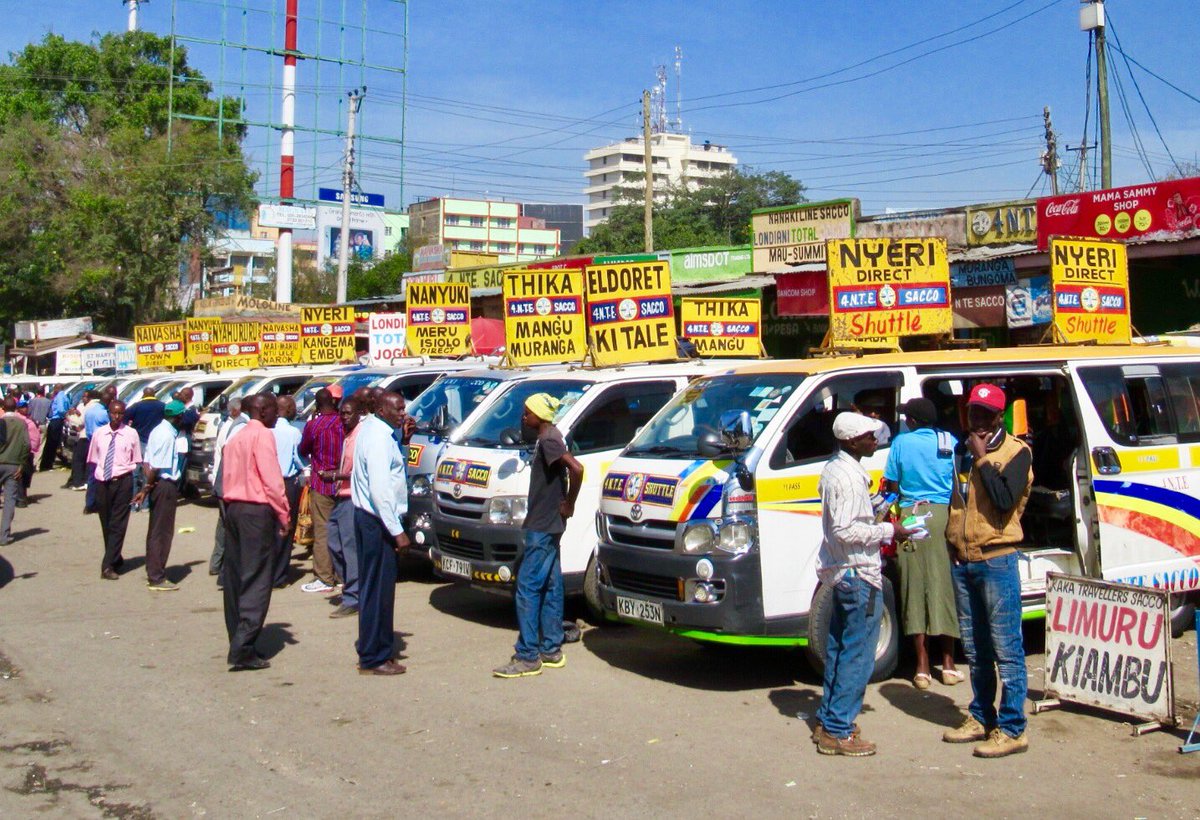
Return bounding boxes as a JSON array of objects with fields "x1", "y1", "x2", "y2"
[
  {"x1": 125, "y1": 0, "x2": 145, "y2": 32},
  {"x1": 1082, "y1": 0, "x2": 1112, "y2": 188},
  {"x1": 1042, "y1": 106, "x2": 1060, "y2": 195},
  {"x1": 276, "y1": 0, "x2": 298, "y2": 303},
  {"x1": 642, "y1": 90, "x2": 654, "y2": 253},
  {"x1": 336, "y1": 88, "x2": 365, "y2": 305}
]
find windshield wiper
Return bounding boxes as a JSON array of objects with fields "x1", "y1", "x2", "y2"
[{"x1": 624, "y1": 444, "x2": 689, "y2": 457}]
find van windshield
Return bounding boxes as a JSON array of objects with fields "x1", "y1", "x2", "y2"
[
  {"x1": 456, "y1": 379, "x2": 592, "y2": 448},
  {"x1": 625, "y1": 373, "x2": 804, "y2": 458},
  {"x1": 408, "y1": 375, "x2": 503, "y2": 434},
  {"x1": 205, "y1": 375, "x2": 258, "y2": 412}
]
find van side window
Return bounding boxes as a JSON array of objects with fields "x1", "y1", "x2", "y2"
[
  {"x1": 1161, "y1": 364, "x2": 1200, "y2": 442},
  {"x1": 391, "y1": 376, "x2": 437, "y2": 402},
  {"x1": 772, "y1": 374, "x2": 902, "y2": 468},
  {"x1": 1078, "y1": 366, "x2": 1177, "y2": 446},
  {"x1": 569, "y1": 381, "x2": 679, "y2": 455}
]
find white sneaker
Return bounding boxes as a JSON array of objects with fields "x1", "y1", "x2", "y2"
[{"x1": 300, "y1": 579, "x2": 335, "y2": 593}]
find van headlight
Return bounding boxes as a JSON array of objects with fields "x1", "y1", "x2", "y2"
[
  {"x1": 717, "y1": 517, "x2": 756, "y2": 556},
  {"x1": 681, "y1": 523, "x2": 716, "y2": 555},
  {"x1": 677, "y1": 515, "x2": 757, "y2": 556},
  {"x1": 409, "y1": 475, "x2": 431, "y2": 497},
  {"x1": 486, "y1": 496, "x2": 527, "y2": 527}
]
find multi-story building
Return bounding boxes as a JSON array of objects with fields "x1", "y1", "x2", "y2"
[
  {"x1": 407, "y1": 197, "x2": 561, "y2": 261},
  {"x1": 522, "y1": 203, "x2": 584, "y2": 251},
  {"x1": 583, "y1": 132, "x2": 737, "y2": 232}
]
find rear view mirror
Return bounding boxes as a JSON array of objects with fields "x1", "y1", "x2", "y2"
[{"x1": 718, "y1": 410, "x2": 753, "y2": 452}]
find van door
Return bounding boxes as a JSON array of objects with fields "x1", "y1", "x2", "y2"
[{"x1": 1070, "y1": 360, "x2": 1200, "y2": 595}]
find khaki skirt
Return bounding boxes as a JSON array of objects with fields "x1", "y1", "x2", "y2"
[{"x1": 897, "y1": 503, "x2": 960, "y2": 638}]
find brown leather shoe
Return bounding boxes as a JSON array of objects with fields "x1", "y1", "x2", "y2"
[
  {"x1": 815, "y1": 726, "x2": 877, "y2": 757},
  {"x1": 101, "y1": 568, "x2": 119, "y2": 580},
  {"x1": 359, "y1": 660, "x2": 407, "y2": 676}
]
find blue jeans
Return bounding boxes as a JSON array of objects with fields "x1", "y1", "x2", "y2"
[
  {"x1": 513, "y1": 530, "x2": 564, "y2": 661},
  {"x1": 815, "y1": 574, "x2": 883, "y2": 738},
  {"x1": 951, "y1": 552, "x2": 1027, "y2": 737},
  {"x1": 327, "y1": 498, "x2": 359, "y2": 608}
]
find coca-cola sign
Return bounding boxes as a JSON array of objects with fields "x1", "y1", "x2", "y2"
[{"x1": 1037, "y1": 176, "x2": 1200, "y2": 249}]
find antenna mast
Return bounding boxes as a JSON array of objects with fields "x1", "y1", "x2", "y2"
[{"x1": 674, "y1": 45, "x2": 683, "y2": 132}]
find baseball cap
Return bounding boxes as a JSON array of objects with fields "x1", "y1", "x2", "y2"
[
  {"x1": 899, "y1": 398, "x2": 937, "y2": 426},
  {"x1": 967, "y1": 384, "x2": 1006, "y2": 413},
  {"x1": 327, "y1": 384, "x2": 344, "y2": 400},
  {"x1": 164, "y1": 400, "x2": 187, "y2": 417},
  {"x1": 832, "y1": 411, "x2": 883, "y2": 441}
]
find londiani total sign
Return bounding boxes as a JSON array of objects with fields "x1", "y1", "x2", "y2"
[
  {"x1": 584, "y1": 259, "x2": 675, "y2": 366},
  {"x1": 367, "y1": 312, "x2": 408, "y2": 365},
  {"x1": 301, "y1": 306, "x2": 356, "y2": 364},
  {"x1": 259, "y1": 322, "x2": 301, "y2": 366},
  {"x1": 751, "y1": 199, "x2": 856, "y2": 272},
  {"x1": 825, "y1": 237, "x2": 952, "y2": 342},
  {"x1": 185, "y1": 317, "x2": 221, "y2": 364},
  {"x1": 134, "y1": 322, "x2": 186, "y2": 369},
  {"x1": 1044, "y1": 574, "x2": 1174, "y2": 726},
  {"x1": 680, "y1": 298, "x2": 763, "y2": 357},
  {"x1": 211, "y1": 321, "x2": 261, "y2": 371},
  {"x1": 1049, "y1": 238, "x2": 1131, "y2": 344},
  {"x1": 503, "y1": 269, "x2": 586, "y2": 365},
  {"x1": 406, "y1": 282, "x2": 471, "y2": 357}
]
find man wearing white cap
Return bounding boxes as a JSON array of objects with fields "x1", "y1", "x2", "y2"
[{"x1": 813, "y1": 411, "x2": 913, "y2": 757}]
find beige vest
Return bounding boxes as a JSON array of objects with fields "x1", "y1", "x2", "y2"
[{"x1": 946, "y1": 433, "x2": 1032, "y2": 562}]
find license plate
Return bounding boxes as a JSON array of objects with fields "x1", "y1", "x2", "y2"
[
  {"x1": 186, "y1": 468, "x2": 202, "y2": 483},
  {"x1": 616, "y1": 595, "x2": 664, "y2": 625},
  {"x1": 440, "y1": 555, "x2": 471, "y2": 579}
]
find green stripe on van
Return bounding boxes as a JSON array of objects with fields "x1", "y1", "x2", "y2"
[{"x1": 671, "y1": 629, "x2": 808, "y2": 647}]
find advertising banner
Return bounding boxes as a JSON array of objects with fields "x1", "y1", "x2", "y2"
[
  {"x1": 367, "y1": 312, "x2": 409, "y2": 365},
  {"x1": 80, "y1": 348, "x2": 116, "y2": 373},
  {"x1": 680, "y1": 297, "x2": 763, "y2": 357},
  {"x1": 55, "y1": 349, "x2": 82, "y2": 375},
  {"x1": 775, "y1": 271, "x2": 830, "y2": 317},
  {"x1": 210, "y1": 321, "x2": 261, "y2": 371},
  {"x1": 584, "y1": 259, "x2": 675, "y2": 366},
  {"x1": 300, "y1": 306, "x2": 357, "y2": 364},
  {"x1": 1050, "y1": 238, "x2": 1131, "y2": 344},
  {"x1": 405, "y1": 282, "x2": 471, "y2": 357},
  {"x1": 134, "y1": 322, "x2": 186, "y2": 369},
  {"x1": 259, "y1": 321, "x2": 301, "y2": 366},
  {"x1": 1044, "y1": 574, "x2": 1174, "y2": 725},
  {"x1": 751, "y1": 199, "x2": 857, "y2": 272},
  {"x1": 1036, "y1": 176, "x2": 1200, "y2": 249},
  {"x1": 825, "y1": 237, "x2": 952, "y2": 342},
  {"x1": 953, "y1": 285, "x2": 1007, "y2": 330},
  {"x1": 257, "y1": 203, "x2": 316, "y2": 230},
  {"x1": 668, "y1": 246, "x2": 753, "y2": 284},
  {"x1": 1006, "y1": 276, "x2": 1052, "y2": 328},
  {"x1": 950, "y1": 258, "x2": 1017, "y2": 289},
  {"x1": 413, "y1": 244, "x2": 450, "y2": 272},
  {"x1": 185, "y1": 317, "x2": 222, "y2": 365},
  {"x1": 966, "y1": 200, "x2": 1037, "y2": 246},
  {"x1": 502, "y1": 269, "x2": 586, "y2": 366},
  {"x1": 114, "y1": 342, "x2": 137, "y2": 372}
]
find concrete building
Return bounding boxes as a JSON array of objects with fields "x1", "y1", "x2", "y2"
[
  {"x1": 407, "y1": 197, "x2": 561, "y2": 261},
  {"x1": 522, "y1": 203, "x2": 584, "y2": 251},
  {"x1": 583, "y1": 132, "x2": 737, "y2": 232}
]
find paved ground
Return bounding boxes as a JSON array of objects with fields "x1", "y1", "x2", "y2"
[{"x1": 0, "y1": 471, "x2": 1198, "y2": 818}]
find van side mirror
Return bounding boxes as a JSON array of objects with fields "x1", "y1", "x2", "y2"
[
  {"x1": 734, "y1": 462, "x2": 754, "y2": 492},
  {"x1": 218, "y1": 394, "x2": 228, "y2": 412},
  {"x1": 431, "y1": 404, "x2": 451, "y2": 434},
  {"x1": 719, "y1": 410, "x2": 753, "y2": 451}
]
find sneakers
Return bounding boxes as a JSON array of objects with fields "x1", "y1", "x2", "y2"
[
  {"x1": 540, "y1": 651, "x2": 566, "y2": 669},
  {"x1": 300, "y1": 579, "x2": 336, "y2": 594},
  {"x1": 813, "y1": 725, "x2": 877, "y2": 757},
  {"x1": 973, "y1": 728, "x2": 1028, "y2": 758},
  {"x1": 146, "y1": 579, "x2": 180, "y2": 592},
  {"x1": 329, "y1": 604, "x2": 358, "y2": 619},
  {"x1": 942, "y1": 715, "x2": 989, "y2": 744},
  {"x1": 492, "y1": 656, "x2": 542, "y2": 678}
]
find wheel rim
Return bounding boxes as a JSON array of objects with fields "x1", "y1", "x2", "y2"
[{"x1": 875, "y1": 605, "x2": 894, "y2": 662}]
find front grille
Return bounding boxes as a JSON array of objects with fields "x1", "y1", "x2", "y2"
[
  {"x1": 438, "y1": 534, "x2": 519, "y2": 564},
  {"x1": 606, "y1": 515, "x2": 677, "y2": 550},
  {"x1": 608, "y1": 567, "x2": 680, "y2": 600},
  {"x1": 436, "y1": 492, "x2": 484, "y2": 520}
]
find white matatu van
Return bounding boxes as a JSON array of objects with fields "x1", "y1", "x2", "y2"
[
  {"x1": 595, "y1": 345, "x2": 1200, "y2": 681},
  {"x1": 429, "y1": 360, "x2": 752, "y2": 604}
]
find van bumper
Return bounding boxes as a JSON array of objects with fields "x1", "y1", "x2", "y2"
[
  {"x1": 431, "y1": 517, "x2": 583, "y2": 596},
  {"x1": 404, "y1": 495, "x2": 436, "y2": 556},
  {"x1": 185, "y1": 452, "x2": 214, "y2": 495}
]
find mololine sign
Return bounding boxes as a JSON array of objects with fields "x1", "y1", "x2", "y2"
[
  {"x1": 680, "y1": 297, "x2": 763, "y2": 357},
  {"x1": 503, "y1": 269, "x2": 587, "y2": 366},
  {"x1": 301, "y1": 306, "x2": 356, "y2": 364},
  {"x1": 1049, "y1": 237, "x2": 1131, "y2": 344},
  {"x1": 406, "y1": 282, "x2": 471, "y2": 357},
  {"x1": 584, "y1": 258, "x2": 675, "y2": 366}
]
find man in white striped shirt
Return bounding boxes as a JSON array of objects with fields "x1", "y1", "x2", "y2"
[{"x1": 813, "y1": 412, "x2": 912, "y2": 758}]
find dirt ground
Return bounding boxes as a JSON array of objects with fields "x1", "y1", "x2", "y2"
[{"x1": 0, "y1": 471, "x2": 1198, "y2": 818}]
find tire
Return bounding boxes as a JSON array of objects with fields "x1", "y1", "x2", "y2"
[
  {"x1": 1169, "y1": 597, "x2": 1196, "y2": 639},
  {"x1": 803, "y1": 577, "x2": 900, "y2": 683},
  {"x1": 583, "y1": 553, "x2": 605, "y2": 623}
]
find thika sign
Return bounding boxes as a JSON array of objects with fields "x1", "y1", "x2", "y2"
[
  {"x1": 1044, "y1": 574, "x2": 1174, "y2": 725},
  {"x1": 406, "y1": 282, "x2": 471, "y2": 357},
  {"x1": 826, "y1": 238, "x2": 952, "y2": 342},
  {"x1": 503, "y1": 269, "x2": 586, "y2": 366},
  {"x1": 1050, "y1": 238, "x2": 1130, "y2": 344},
  {"x1": 584, "y1": 259, "x2": 675, "y2": 366},
  {"x1": 680, "y1": 298, "x2": 763, "y2": 357},
  {"x1": 301, "y1": 306, "x2": 356, "y2": 364},
  {"x1": 134, "y1": 322, "x2": 186, "y2": 369},
  {"x1": 211, "y1": 321, "x2": 261, "y2": 371}
]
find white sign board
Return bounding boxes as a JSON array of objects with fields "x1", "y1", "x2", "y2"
[
  {"x1": 55, "y1": 349, "x2": 82, "y2": 375},
  {"x1": 80, "y1": 348, "x2": 117, "y2": 373},
  {"x1": 1044, "y1": 573, "x2": 1174, "y2": 725},
  {"x1": 367, "y1": 312, "x2": 408, "y2": 365},
  {"x1": 258, "y1": 203, "x2": 317, "y2": 230},
  {"x1": 114, "y1": 342, "x2": 137, "y2": 372},
  {"x1": 15, "y1": 317, "x2": 93, "y2": 341}
]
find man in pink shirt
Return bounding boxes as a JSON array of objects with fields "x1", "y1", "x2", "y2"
[
  {"x1": 14, "y1": 401, "x2": 41, "y2": 508},
  {"x1": 220, "y1": 393, "x2": 290, "y2": 671},
  {"x1": 321, "y1": 397, "x2": 363, "y2": 619},
  {"x1": 87, "y1": 401, "x2": 142, "y2": 579}
]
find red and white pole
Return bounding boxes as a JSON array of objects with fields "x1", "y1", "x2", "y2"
[{"x1": 276, "y1": 0, "x2": 298, "y2": 302}]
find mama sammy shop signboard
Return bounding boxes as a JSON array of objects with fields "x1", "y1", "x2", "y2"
[
  {"x1": 584, "y1": 258, "x2": 674, "y2": 366},
  {"x1": 1050, "y1": 237, "x2": 1131, "y2": 344},
  {"x1": 406, "y1": 282, "x2": 471, "y2": 357},
  {"x1": 825, "y1": 237, "x2": 952, "y2": 343},
  {"x1": 680, "y1": 297, "x2": 763, "y2": 357},
  {"x1": 503, "y1": 269, "x2": 586, "y2": 366},
  {"x1": 1037, "y1": 176, "x2": 1200, "y2": 250}
]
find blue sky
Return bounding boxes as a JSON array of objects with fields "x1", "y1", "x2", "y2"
[{"x1": 4, "y1": 0, "x2": 1199, "y2": 216}]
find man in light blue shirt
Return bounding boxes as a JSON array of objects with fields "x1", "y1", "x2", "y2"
[
  {"x1": 350, "y1": 392, "x2": 414, "y2": 676},
  {"x1": 271, "y1": 394, "x2": 305, "y2": 588},
  {"x1": 81, "y1": 386, "x2": 116, "y2": 511},
  {"x1": 41, "y1": 384, "x2": 72, "y2": 472},
  {"x1": 134, "y1": 400, "x2": 188, "y2": 591}
]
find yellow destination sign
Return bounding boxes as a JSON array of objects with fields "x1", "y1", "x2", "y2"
[
  {"x1": 134, "y1": 322, "x2": 186, "y2": 369},
  {"x1": 259, "y1": 321, "x2": 301, "y2": 366},
  {"x1": 210, "y1": 321, "x2": 261, "y2": 371},
  {"x1": 301, "y1": 306, "x2": 357, "y2": 364},
  {"x1": 503, "y1": 269, "x2": 587, "y2": 365},
  {"x1": 1049, "y1": 238, "x2": 1131, "y2": 344},
  {"x1": 826, "y1": 237, "x2": 953, "y2": 342},
  {"x1": 680, "y1": 298, "x2": 764, "y2": 357},
  {"x1": 406, "y1": 282, "x2": 471, "y2": 357},
  {"x1": 185, "y1": 317, "x2": 221, "y2": 364},
  {"x1": 584, "y1": 259, "x2": 675, "y2": 366}
]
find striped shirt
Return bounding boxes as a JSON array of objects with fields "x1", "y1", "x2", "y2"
[
  {"x1": 817, "y1": 450, "x2": 893, "y2": 590},
  {"x1": 300, "y1": 411, "x2": 345, "y2": 496}
]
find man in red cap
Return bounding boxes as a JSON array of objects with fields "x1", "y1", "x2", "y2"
[{"x1": 942, "y1": 383, "x2": 1032, "y2": 758}]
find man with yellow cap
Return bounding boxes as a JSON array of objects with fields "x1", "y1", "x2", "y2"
[{"x1": 492, "y1": 393, "x2": 584, "y2": 678}]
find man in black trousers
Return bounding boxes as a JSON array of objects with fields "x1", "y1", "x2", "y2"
[
  {"x1": 220, "y1": 394, "x2": 290, "y2": 671},
  {"x1": 88, "y1": 400, "x2": 142, "y2": 579}
]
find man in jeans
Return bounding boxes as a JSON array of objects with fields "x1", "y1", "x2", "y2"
[
  {"x1": 812, "y1": 412, "x2": 912, "y2": 757},
  {"x1": 492, "y1": 394, "x2": 583, "y2": 679},
  {"x1": 323, "y1": 397, "x2": 362, "y2": 619},
  {"x1": 943, "y1": 383, "x2": 1033, "y2": 758}
]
